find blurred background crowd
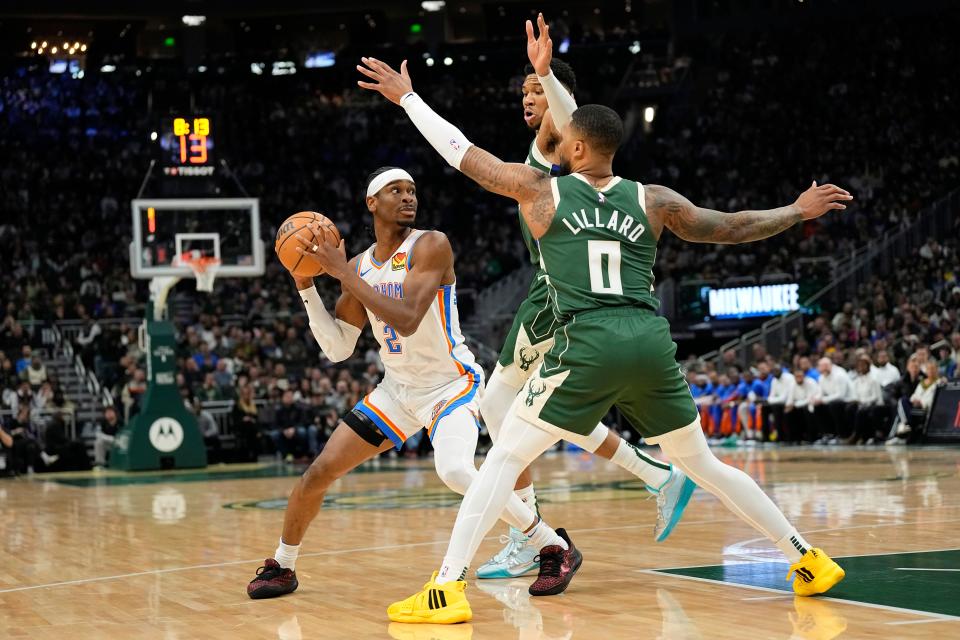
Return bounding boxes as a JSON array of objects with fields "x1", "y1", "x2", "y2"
[{"x1": 1, "y1": 1, "x2": 957, "y2": 473}]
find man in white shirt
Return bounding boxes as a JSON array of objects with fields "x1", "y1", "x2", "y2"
[
  {"x1": 849, "y1": 356, "x2": 886, "y2": 444},
  {"x1": 763, "y1": 362, "x2": 795, "y2": 442},
  {"x1": 785, "y1": 369, "x2": 821, "y2": 442},
  {"x1": 814, "y1": 357, "x2": 852, "y2": 442},
  {"x1": 870, "y1": 350, "x2": 900, "y2": 389}
]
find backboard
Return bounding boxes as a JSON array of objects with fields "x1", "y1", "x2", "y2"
[{"x1": 129, "y1": 198, "x2": 265, "y2": 279}]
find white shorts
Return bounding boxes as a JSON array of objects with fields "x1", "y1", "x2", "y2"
[{"x1": 351, "y1": 370, "x2": 484, "y2": 449}]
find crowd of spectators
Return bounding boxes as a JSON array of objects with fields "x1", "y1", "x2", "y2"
[
  {"x1": 636, "y1": 17, "x2": 960, "y2": 289},
  {"x1": 2, "y1": 12, "x2": 959, "y2": 470},
  {"x1": 684, "y1": 235, "x2": 960, "y2": 446}
]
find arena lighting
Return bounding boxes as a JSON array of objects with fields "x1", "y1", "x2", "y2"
[
  {"x1": 181, "y1": 15, "x2": 207, "y2": 27},
  {"x1": 409, "y1": 23, "x2": 422, "y2": 34},
  {"x1": 31, "y1": 41, "x2": 37, "y2": 49},
  {"x1": 41, "y1": 40, "x2": 47, "y2": 47},
  {"x1": 425, "y1": 57, "x2": 435, "y2": 67},
  {"x1": 51, "y1": 46, "x2": 58, "y2": 54},
  {"x1": 197, "y1": 65, "x2": 207, "y2": 73},
  {"x1": 150, "y1": 131, "x2": 158, "y2": 141},
  {"x1": 100, "y1": 64, "x2": 116, "y2": 72},
  {"x1": 271, "y1": 60, "x2": 296, "y2": 76},
  {"x1": 250, "y1": 63, "x2": 264, "y2": 75},
  {"x1": 421, "y1": 1, "x2": 446, "y2": 11},
  {"x1": 559, "y1": 37, "x2": 570, "y2": 54},
  {"x1": 644, "y1": 106, "x2": 655, "y2": 123},
  {"x1": 443, "y1": 56, "x2": 453, "y2": 66},
  {"x1": 80, "y1": 44, "x2": 87, "y2": 52},
  {"x1": 629, "y1": 40, "x2": 641, "y2": 54}
]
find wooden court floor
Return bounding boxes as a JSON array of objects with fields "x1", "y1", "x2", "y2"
[{"x1": 2, "y1": 446, "x2": 959, "y2": 639}]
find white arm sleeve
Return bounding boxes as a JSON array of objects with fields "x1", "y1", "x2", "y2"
[
  {"x1": 400, "y1": 93, "x2": 474, "y2": 170},
  {"x1": 300, "y1": 286, "x2": 362, "y2": 363},
  {"x1": 537, "y1": 70, "x2": 577, "y2": 129}
]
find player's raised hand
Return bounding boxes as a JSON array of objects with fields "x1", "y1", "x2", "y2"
[
  {"x1": 357, "y1": 57, "x2": 413, "y2": 105},
  {"x1": 793, "y1": 181, "x2": 854, "y2": 220},
  {"x1": 526, "y1": 12, "x2": 553, "y2": 76}
]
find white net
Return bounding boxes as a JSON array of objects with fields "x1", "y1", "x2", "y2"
[{"x1": 178, "y1": 252, "x2": 220, "y2": 292}]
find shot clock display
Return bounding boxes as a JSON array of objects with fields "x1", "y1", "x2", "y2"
[{"x1": 160, "y1": 116, "x2": 215, "y2": 176}]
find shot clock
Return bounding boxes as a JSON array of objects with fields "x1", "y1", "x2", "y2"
[{"x1": 160, "y1": 116, "x2": 215, "y2": 176}]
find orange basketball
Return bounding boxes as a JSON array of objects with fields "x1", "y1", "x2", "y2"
[{"x1": 275, "y1": 211, "x2": 342, "y2": 277}]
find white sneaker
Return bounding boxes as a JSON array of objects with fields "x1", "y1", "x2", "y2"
[
  {"x1": 476, "y1": 527, "x2": 540, "y2": 579},
  {"x1": 885, "y1": 436, "x2": 907, "y2": 446},
  {"x1": 653, "y1": 467, "x2": 697, "y2": 542}
]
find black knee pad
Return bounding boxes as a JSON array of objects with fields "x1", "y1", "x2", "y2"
[{"x1": 343, "y1": 409, "x2": 389, "y2": 447}]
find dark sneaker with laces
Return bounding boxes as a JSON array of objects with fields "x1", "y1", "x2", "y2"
[
  {"x1": 247, "y1": 558, "x2": 298, "y2": 599},
  {"x1": 528, "y1": 528, "x2": 582, "y2": 596}
]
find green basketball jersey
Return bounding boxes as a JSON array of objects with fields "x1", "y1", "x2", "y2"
[
  {"x1": 519, "y1": 139, "x2": 552, "y2": 265},
  {"x1": 539, "y1": 173, "x2": 659, "y2": 321}
]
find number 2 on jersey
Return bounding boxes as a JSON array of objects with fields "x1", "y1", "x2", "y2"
[
  {"x1": 383, "y1": 325, "x2": 403, "y2": 354},
  {"x1": 587, "y1": 240, "x2": 623, "y2": 295}
]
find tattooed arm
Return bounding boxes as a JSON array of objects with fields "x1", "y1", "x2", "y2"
[
  {"x1": 458, "y1": 147, "x2": 555, "y2": 237},
  {"x1": 356, "y1": 55, "x2": 556, "y2": 237},
  {"x1": 644, "y1": 182, "x2": 853, "y2": 244}
]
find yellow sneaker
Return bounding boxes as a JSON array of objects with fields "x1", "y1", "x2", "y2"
[
  {"x1": 786, "y1": 548, "x2": 845, "y2": 597},
  {"x1": 387, "y1": 572, "x2": 473, "y2": 624}
]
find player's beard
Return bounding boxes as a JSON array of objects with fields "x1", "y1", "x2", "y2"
[{"x1": 397, "y1": 216, "x2": 416, "y2": 228}]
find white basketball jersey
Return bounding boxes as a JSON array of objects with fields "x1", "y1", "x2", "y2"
[{"x1": 356, "y1": 229, "x2": 480, "y2": 388}]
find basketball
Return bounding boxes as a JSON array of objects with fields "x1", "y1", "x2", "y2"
[{"x1": 275, "y1": 211, "x2": 341, "y2": 277}]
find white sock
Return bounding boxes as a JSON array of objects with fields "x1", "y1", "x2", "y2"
[
  {"x1": 525, "y1": 518, "x2": 567, "y2": 551},
  {"x1": 611, "y1": 439, "x2": 672, "y2": 490},
  {"x1": 274, "y1": 538, "x2": 301, "y2": 570},
  {"x1": 436, "y1": 557, "x2": 469, "y2": 585},
  {"x1": 775, "y1": 531, "x2": 812, "y2": 563},
  {"x1": 515, "y1": 483, "x2": 538, "y2": 516}
]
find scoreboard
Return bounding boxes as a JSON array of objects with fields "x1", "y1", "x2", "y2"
[{"x1": 160, "y1": 116, "x2": 215, "y2": 177}]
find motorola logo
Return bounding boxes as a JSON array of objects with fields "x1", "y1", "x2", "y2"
[{"x1": 148, "y1": 418, "x2": 184, "y2": 452}]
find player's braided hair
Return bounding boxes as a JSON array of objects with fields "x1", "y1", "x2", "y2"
[
  {"x1": 571, "y1": 105, "x2": 623, "y2": 155},
  {"x1": 523, "y1": 58, "x2": 577, "y2": 94}
]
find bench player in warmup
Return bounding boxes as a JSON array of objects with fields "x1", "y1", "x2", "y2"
[
  {"x1": 358, "y1": 13, "x2": 851, "y2": 623},
  {"x1": 248, "y1": 167, "x2": 550, "y2": 599},
  {"x1": 476, "y1": 16, "x2": 696, "y2": 582}
]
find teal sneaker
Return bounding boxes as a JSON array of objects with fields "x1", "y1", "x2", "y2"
[
  {"x1": 476, "y1": 527, "x2": 540, "y2": 579},
  {"x1": 652, "y1": 467, "x2": 697, "y2": 542}
]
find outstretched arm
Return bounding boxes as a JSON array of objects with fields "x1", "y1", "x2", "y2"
[
  {"x1": 357, "y1": 57, "x2": 556, "y2": 237},
  {"x1": 527, "y1": 13, "x2": 577, "y2": 130},
  {"x1": 645, "y1": 181, "x2": 853, "y2": 244}
]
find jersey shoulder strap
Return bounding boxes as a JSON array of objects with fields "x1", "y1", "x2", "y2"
[{"x1": 526, "y1": 138, "x2": 551, "y2": 173}]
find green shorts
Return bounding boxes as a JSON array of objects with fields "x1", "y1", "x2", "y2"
[
  {"x1": 516, "y1": 307, "x2": 698, "y2": 439},
  {"x1": 496, "y1": 271, "x2": 560, "y2": 387}
]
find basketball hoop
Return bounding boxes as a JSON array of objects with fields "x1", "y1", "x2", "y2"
[{"x1": 177, "y1": 252, "x2": 221, "y2": 292}]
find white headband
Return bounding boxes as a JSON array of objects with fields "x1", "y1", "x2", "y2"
[{"x1": 366, "y1": 168, "x2": 415, "y2": 198}]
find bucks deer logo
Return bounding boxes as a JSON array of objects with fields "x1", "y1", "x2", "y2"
[
  {"x1": 525, "y1": 379, "x2": 547, "y2": 407},
  {"x1": 518, "y1": 346, "x2": 540, "y2": 371}
]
